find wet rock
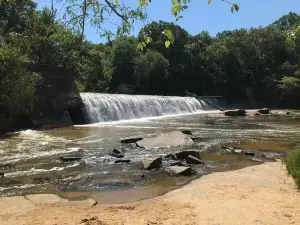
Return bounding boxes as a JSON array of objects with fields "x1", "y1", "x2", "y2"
[
  {"x1": 0, "y1": 172, "x2": 4, "y2": 179},
  {"x1": 243, "y1": 151, "x2": 255, "y2": 156},
  {"x1": 167, "y1": 166, "x2": 196, "y2": 176},
  {"x1": 0, "y1": 163, "x2": 13, "y2": 169},
  {"x1": 121, "y1": 137, "x2": 143, "y2": 144},
  {"x1": 175, "y1": 150, "x2": 201, "y2": 160},
  {"x1": 165, "y1": 153, "x2": 177, "y2": 160},
  {"x1": 112, "y1": 148, "x2": 125, "y2": 155},
  {"x1": 170, "y1": 161, "x2": 186, "y2": 166},
  {"x1": 224, "y1": 109, "x2": 246, "y2": 117},
  {"x1": 136, "y1": 131, "x2": 194, "y2": 148},
  {"x1": 103, "y1": 158, "x2": 111, "y2": 163},
  {"x1": 141, "y1": 174, "x2": 145, "y2": 178},
  {"x1": 60, "y1": 156, "x2": 82, "y2": 162},
  {"x1": 258, "y1": 108, "x2": 270, "y2": 115},
  {"x1": 181, "y1": 130, "x2": 193, "y2": 135},
  {"x1": 141, "y1": 157, "x2": 162, "y2": 170},
  {"x1": 186, "y1": 155, "x2": 203, "y2": 164},
  {"x1": 190, "y1": 136, "x2": 202, "y2": 141},
  {"x1": 109, "y1": 153, "x2": 124, "y2": 158},
  {"x1": 32, "y1": 176, "x2": 51, "y2": 184},
  {"x1": 274, "y1": 111, "x2": 290, "y2": 115},
  {"x1": 115, "y1": 159, "x2": 131, "y2": 164}
]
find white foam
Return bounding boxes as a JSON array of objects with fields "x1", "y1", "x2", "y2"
[{"x1": 4, "y1": 162, "x2": 81, "y2": 178}]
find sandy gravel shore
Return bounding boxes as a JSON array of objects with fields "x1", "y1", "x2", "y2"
[{"x1": 1, "y1": 160, "x2": 300, "y2": 225}]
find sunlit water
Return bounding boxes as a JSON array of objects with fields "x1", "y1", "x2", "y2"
[{"x1": 0, "y1": 112, "x2": 299, "y2": 204}]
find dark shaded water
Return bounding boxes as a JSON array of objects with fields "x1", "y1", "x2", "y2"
[{"x1": 0, "y1": 111, "x2": 299, "y2": 204}]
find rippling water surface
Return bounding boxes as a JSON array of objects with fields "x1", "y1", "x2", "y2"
[{"x1": 0, "y1": 112, "x2": 299, "y2": 204}]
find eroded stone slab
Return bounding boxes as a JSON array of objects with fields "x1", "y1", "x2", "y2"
[{"x1": 137, "y1": 131, "x2": 194, "y2": 148}]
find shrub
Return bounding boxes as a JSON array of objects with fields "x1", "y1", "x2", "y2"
[{"x1": 286, "y1": 149, "x2": 300, "y2": 188}]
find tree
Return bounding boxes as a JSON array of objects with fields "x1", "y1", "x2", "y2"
[
  {"x1": 108, "y1": 36, "x2": 139, "y2": 92},
  {"x1": 133, "y1": 50, "x2": 169, "y2": 94}
]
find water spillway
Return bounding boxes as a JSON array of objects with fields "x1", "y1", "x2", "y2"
[{"x1": 80, "y1": 93, "x2": 213, "y2": 123}]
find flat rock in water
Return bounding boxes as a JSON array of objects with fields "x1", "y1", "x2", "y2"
[
  {"x1": 175, "y1": 150, "x2": 201, "y2": 160},
  {"x1": 60, "y1": 156, "x2": 82, "y2": 162},
  {"x1": 167, "y1": 166, "x2": 196, "y2": 176},
  {"x1": 115, "y1": 159, "x2": 131, "y2": 163},
  {"x1": 186, "y1": 155, "x2": 203, "y2": 164},
  {"x1": 181, "y1": 130, "x2": 193, "y2": 135},
  {"x1": 141, "y1": 157, "x2": 162, "y2": 170},
  {"x1": 136, "y1": 131, "x2": 194, "y2": 148},
  {"x1": 258, "y1": 108, "x2": 270, "y2": 115},
  {"x1": 121, "y1": 137, "x2": 143, "y2": 144},
  {"x1": 224, "y1": 109, "x2": 246, "y2": 116}
]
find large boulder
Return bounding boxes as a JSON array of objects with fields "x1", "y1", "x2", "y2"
[
  {"x1": 136, "y1": 131, "x2": 194, "y2": 149},
  {"x1": 175, "y1": 150, "x2": 201, "y2": 160},
  {"x1": 186, "y1": 155, "x2": 203, "y2": 165},
  {"x1": 167, "y1": 166, "x2": 196, "y2": 176},
  {"x1": 258, "y1": 108, "x2": 270, "y2": 115},
  {"x1": 224, "y1": 109, "x2": 246, "y2": 117},
  {"x1": 141, "y1": 157, "x2": 162, "y2": 170}
]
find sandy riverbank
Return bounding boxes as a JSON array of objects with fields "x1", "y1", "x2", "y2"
[{"x1": 0, "y1": 160, "x2": 299, "y2": 225}]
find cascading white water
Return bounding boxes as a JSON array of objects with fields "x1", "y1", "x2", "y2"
[{"x1": 80, "y1": 93, "x2": 212, "y2": 123}]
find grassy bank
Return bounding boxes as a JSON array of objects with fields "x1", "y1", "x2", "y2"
[{"x1": 286, "y1": 149, "x2": 300, "y2": 188}]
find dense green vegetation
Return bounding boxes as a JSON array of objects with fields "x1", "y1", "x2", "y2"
[
  {"x1": 286, "y1": 150, "x2": 300, "y2": 188},
  {"x1": 1, "y1": 0, "x2": 300, "y2": 130}
]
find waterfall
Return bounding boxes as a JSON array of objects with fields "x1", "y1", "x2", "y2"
[{"x1": 80, "y1": 93, "x2": 213, "y2": 123}]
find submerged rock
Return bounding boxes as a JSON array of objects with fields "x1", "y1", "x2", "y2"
[
  {"x1": 181, "y1": 130, "x2": 193, "y2": 135},
  {"x1": 60, "y1": 156, "x2": 82, "y2": 162},
  {"x1": 0, "y1": 163, "x2": 13, "y2": 170},
  {"x1": 121, "y1": 137, "x2": 143, "y2": 144},
  {"x1": 186, "y1": 155, "x2": 203, "y2": 164},
  {"x1": 167, "y1": 166, "x2": 196, "y2": 176},
  {"x1": 141, "y1": 157, "x2": 162, "y2": 170},
  {"x1": 170, "y1": 161, "x2": 187, "y2": 167},
  {"x1": 243, "y1": 151, "x2": 255, "y2": 156},
  {"x1": 112, "y1": 148, "x2": 124, "y2": 155},
  {"x1": 0, "y1": 172, "x2": 4, "y2": 179},
  {"x1": 175, "y1": 150, "x2": 201, "y2": 160},
  {"x1": 115, "y1": 159, "x2": 131, "y2": 164},
  {"x1": 136, "y1": 131, "x2": 194, "y2": 148},
  {"x1": 258, "y1": 108, "x2": 270, "y2": 115},
  {"x1": 224, "y1": 109, "x2": 246, "y2": 117},
  {"x1": 165, "y1": 153, "x2": 177, "y2": 160},
  {"x1": 109, "y1": 153, "x2": 124, "y2": 158}
]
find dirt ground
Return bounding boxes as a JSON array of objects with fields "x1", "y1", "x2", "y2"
[{"x1": 1, "y1": 160, "x2": 300, "y2": 225}]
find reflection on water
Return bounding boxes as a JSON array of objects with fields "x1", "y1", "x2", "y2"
[{"x1": 0, "y1": 112, "x2": 300, "y2": 203}]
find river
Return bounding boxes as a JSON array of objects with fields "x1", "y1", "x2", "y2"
[{"x1": 0, "y1": 111, "x2": 299, "y2": 204}]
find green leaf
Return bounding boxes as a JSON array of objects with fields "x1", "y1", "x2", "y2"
[
  {"x1": 183, "y1": 0, "x2": 187, "y2": 4},
  {"x1": 208, "y1": 0, "x2": 212, "y2": 5},
  {"x1": 137, "y1": 43, "x2": 144, "y2": 51},
  {"x1": 182, "y1": 5, "x2": 188, "y2": 9},
  {"x1": 165, "y1": 40, "x2": 171, "y2": 48},
  {"x1": 233, "y1": 4, "x2": 239, "y2": 12},
  {"x1": 145, "y1": 36, "x2": 152, "y2": 44},
  {"x1": 231, "y1": 6, "x2": 234, "y2": 13}
]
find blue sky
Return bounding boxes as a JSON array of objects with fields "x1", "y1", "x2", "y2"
[{"x1": 36, "y1": 0, "x2": 300, "y2": 43}]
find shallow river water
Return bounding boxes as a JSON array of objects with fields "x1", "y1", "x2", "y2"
[{"x1": 0, "y1": 111, "x2": 299, "y2": 204}]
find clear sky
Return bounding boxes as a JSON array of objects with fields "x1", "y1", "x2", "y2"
[{"x1": 36, "y1": 0, "x2": 300, "y2": 43}]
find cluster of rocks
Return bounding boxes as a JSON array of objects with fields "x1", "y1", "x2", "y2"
[{"x1": 221, "y1": 108, "x2": 290, "y2": 117}]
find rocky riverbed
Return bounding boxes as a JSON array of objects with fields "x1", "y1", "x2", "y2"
[{"x1": 0, "y1": 111, "x2": 299, "y2": 203}]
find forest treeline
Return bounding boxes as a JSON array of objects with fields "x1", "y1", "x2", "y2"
[{"x1": 1, "y1": 0, "x2": 300, "y2": 124}]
